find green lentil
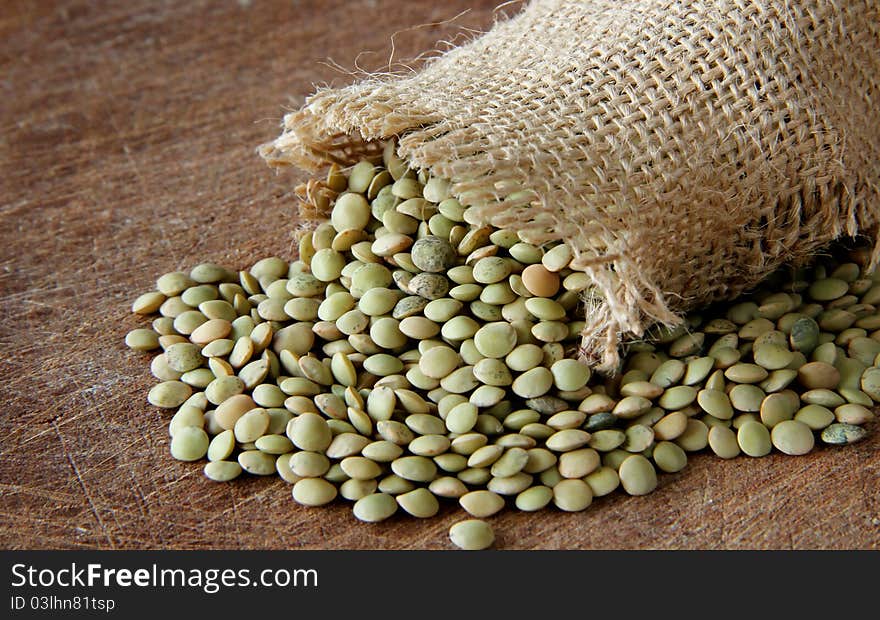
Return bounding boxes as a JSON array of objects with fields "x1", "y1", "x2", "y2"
[
  {"x1": 238, "y1": 450, "x2": 276, "y2": 476},
  {"x1": 552, "y1": 479, "x2": 593, "y2": 511},
  {"x1": 254, "y1": 434, "x2": 293, "y2": 455},
  {"x1": 729, "y1": 384, "x2": 765, "y2": 412},
  {"x1": 725, "y1": 363, "x2": 769, "y2": 384},
  {"x1": 459, "y1": 490, "x2": 505, "y2": 518},
  {"x1": 798, "y1": 361, "x2": 841, "y2": 389},
  {"x1": 618, "y1": 455, "x2": 658, "y2": 495},
  {"x1": 770, "y1": 420, "x2": 815, "y2": 455},
  {"x1": 204, "y1": 461, "x2": 242, "y2": 482},
  {"x1": 584, "y1": 466, "x2": 620, "y2": 497},
  {"x1": 761, "y1": 369, "x2": 798, "y2": 393},
  {"x1": 440, "y1": 366, "x2": 479, "y2": 394},
  {"x1": 393, "y1": 488, "x2": 439, "y2": 519},
  {"x1": 169, "y1": 426, "x2": 209, "y2": 461},
  {"x1": 675, "y1": 419, "x2": 709, "y2": 452},
  {"x1": 289, "y1": 413, "x2": 332, "y2": 452},
  {"x1": 613, "y1": 396, "x2": 652, "y2": 419},
  {"x1": 233, "y1": 408, "x2": 269, "y2": 443},
  {"x1": 339, "y1": 479, "x2": 378, "y2": 502},
  {"x1": 449, "y1": 519, "x2": 495, "y2": 550},
  {"x1": 588, "y1": 429, "x2": 626, "y2": 452},
  {"x1": 391, "y1": 456, "x2": 437, "y2": 482},
  {"x1": 126, "y1": 328, "x2": 160, "y2": 351},
  {"x1": 292, "y1": 478, "x2": 338, "y2": 507},
  {"x1": 546, "y1": 429, "x2": 591, "y2": 452},
  {"x1": 148, "y1": 381, "x2": 193, "y2": 409},
  {"x1": 759, "y1": 393, "x2": 797, "y2": 428},
  {"x1": 490, "y1": 447, "x2": 529, "y2": 478},
  {"x1": 859, "y1": 366, "x2": 880, "y2": 400},
  {"x1": 737, "y1": 421, "x2": 772, "y2": 457},
  {"x1": 652, "y1": 441, "x2": 688, "y2": 473},
  {"x1": 446, "y1": 402, "x2": 479, "y2": 434},
  {"x1": 707, "y1": 425, "x2": 740, "y2": 459},
  {"x1": 834, "y1": 403, "x2": 874, "y2": 425},
  {"x1": 658, "y1": 385, "x2": 697, "y2": 410},
  {"x1": 514, "y1": 485, "x2": 553, "y2": 512},
  {"x1": 809, "y1": 278, "x2": 849, "y2": 301},
  {"x1": 557, "y1": 448, "x2": 600, "y2": 479},
  {"x1": 821, "y1": 423, "x2": 868, "y2": 445}
]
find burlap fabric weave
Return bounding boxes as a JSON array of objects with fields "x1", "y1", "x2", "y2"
[{"x1": 261, "y1": 0, "x2": 880, "y2": 372}]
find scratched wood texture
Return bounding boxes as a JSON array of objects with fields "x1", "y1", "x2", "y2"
[{"x1": 1, "y1": 0, "x2": 877, "y2": 550}]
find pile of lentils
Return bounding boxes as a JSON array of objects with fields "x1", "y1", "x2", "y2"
[{"x1": 125, "y1": 143, "x2": 875, "y2": 550}]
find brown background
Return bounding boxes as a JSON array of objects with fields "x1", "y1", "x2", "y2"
[{"x1": 1, "y1": 0, "x2": 877, "y2": 550}]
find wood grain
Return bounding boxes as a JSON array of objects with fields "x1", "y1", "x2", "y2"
[{"x1": 1, "y1": 0, "x2": 877, "y2": 550}]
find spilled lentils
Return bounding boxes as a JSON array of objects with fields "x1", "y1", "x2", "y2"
[{"x1": 127, "y1": 141, "x2": 875, "y2": 550}]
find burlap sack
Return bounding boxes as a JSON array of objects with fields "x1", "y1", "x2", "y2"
[{"x1": 260, "y1": 0, "x2": 880, "y2": 372}]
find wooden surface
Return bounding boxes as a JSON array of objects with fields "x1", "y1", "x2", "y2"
[{"x1": 1, "y1": 0, "x2": 878, "y2": 550}]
